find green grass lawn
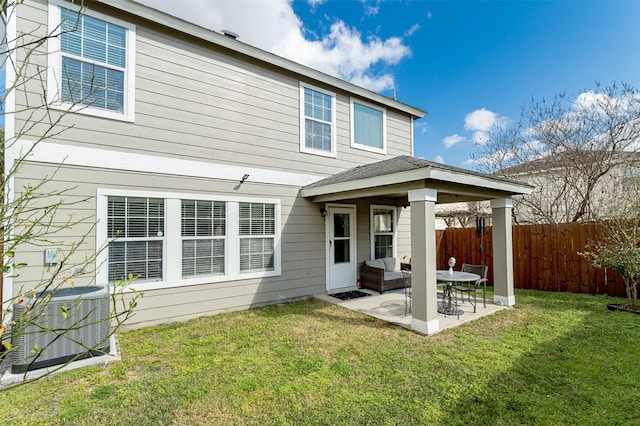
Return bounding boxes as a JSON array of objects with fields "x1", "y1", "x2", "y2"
[{"x1": 1, "y1": 289, "x2": 638, "y2": 425}]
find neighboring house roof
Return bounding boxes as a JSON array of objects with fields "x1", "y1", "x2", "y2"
[
  {"x1": 96, "y1": 0, "x2": 426, "y2": 119},
  {"x1": 500, "y1": 151, "x2": 640, "y2": 176},
  {"x1": 301, "y1": 155, "x2": 533, "y2": 203}
]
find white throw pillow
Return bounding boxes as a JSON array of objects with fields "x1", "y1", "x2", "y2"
[
  {"x1": 382, "y1": 257, "x2": 400, "y2": 272},
  {"x1": 365, "y1": 258, "x2": 386, "y2": 270}
]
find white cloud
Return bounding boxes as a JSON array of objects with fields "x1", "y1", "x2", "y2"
[
  {"x1": 434, "y1": 155, "x2": 445, "y2": 164},
  {"x1": 134, "y1": 0, "x2": 411, "y2": 92},
  {"x1": 443, "y1": 134, "x2": 466, "y2": 148},
  {"x1": 471, "y1": 131, "x2": 489, "y2": 145},
  {"x1": 572, "y1": 91, "x2": 620, "y2": 115},
  {"x1": 273, "y1": 21, "x2": 409, "y2": 92},
  {"x1": 415, "y1": 121, "x2": 428, "y2": 135},
  {"x1": 364, "y1": 5, "x2": 380, "y2": 15},
  {"x1": 405, "y1": 23, "x2": 420, "y2": 37},
  {"x1": 361, "y1": 0, "x2": 382, "y2": 16},
  {"x1": 308, "y1": 0, "x2": 327, "y2": 6},
  {"x1": 464, "y1": 108, "x2": 505, "y2": 132},
  {"x1": 573, "y1": 89, "x2": 640, "y2": 116}
]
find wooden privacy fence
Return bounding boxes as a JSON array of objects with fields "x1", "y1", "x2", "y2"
[{"x1": 436, "y1": 222, "x2": 628, "y2": 298}]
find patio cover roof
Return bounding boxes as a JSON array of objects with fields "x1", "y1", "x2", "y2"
[{"x1": 301, "y1": 156, "x2": 534, "y2": 204}]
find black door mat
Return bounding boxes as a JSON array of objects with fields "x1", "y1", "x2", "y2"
[{"x1": 330, "y1": 290, "x2": 371, "y2": 300}]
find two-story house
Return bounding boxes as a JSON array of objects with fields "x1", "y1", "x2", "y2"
[{"x1": 4, "y1": 0, "x2": 532, "y2": 335}]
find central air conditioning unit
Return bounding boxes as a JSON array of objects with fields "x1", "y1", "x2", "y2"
[{"x1": 11, "y1": 285, "x2": 111, "y2": 374}]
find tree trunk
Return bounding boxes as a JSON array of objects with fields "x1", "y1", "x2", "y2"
[{"x1": 624, "y1": 277, "x2": 636, "y2": 306}]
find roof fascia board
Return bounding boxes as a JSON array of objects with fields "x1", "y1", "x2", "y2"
[
  {"x1": 300, "y1": 167, "x2": 433, "y2": 198},
  {"x1": 301, "y1": 167, "x2": 534, "y2": 199},
  {"x1": 309, "y1": 182, "x2": 424, "y2": 203},
  {"x1": 95, "y1": 0, "x2": 426, "y2": 118},
  {"x1": 429, "y1": 169, "x2": 534, "y2": 195}
]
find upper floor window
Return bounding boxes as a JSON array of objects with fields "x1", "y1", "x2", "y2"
[
  {"x1": 48, "y1": 1, "x2": 136, "y2": 121},
  {"x1": 300, "y1": 83, "x2": 336, "y2": 157},
  {"x1": 351, "y1": 99, "x2": 386, "y2": 154}
]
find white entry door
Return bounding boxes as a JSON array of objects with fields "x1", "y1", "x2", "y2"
[{"x1": 327, "y1": 206, "x2": 357, "y2": 291}]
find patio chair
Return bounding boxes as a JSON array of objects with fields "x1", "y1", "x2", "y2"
[
  {"x1": 460, "y1": 263, "x2": 488, "y2": 279},
  {"x1": 454, "y1": 264, "x2": 488, "y2": 312},
  {"x1": 402, "y1": 270, "x2": 412, "y2": 315},
  {"x1": 453, "y1": 278, "x2": 488, "y2": 313}
]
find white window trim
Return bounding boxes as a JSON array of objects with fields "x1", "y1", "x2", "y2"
[
  {"x1": 350, "y1": 98, "x2": 387, "y2": 154},
  {"x1": 370, "y1": 205, "x2": 396, "y2": 260},
  {"x1": 96, "y1": 188, "x2": 282, "y2": 293},
  {"x1": 47, "y1": 0, "x2": 136, "y2": 122},
  {"x1": 299, "y1": 82, "x2": 337, "y2": 158}
]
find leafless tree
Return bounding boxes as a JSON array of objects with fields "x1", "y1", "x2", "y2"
[
  {"x1": 475, "y1": 82, "x2": 640, "y2": 224},
  {"x1": 0, "y1": 0, "x2": 141, "y2": 388}
]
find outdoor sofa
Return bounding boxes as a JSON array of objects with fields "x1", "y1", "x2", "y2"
[{"x1": 360, "y1": 257, "x2": 411, "y2": 293}]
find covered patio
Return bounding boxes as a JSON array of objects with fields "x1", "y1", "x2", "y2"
[{"x1": 301, "y1": 156, "x2": 533, "y2": 335}]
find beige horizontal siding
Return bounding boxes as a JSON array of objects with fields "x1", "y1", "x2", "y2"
[
  {"x1": 12, "y1": 161, "x2": 328, "y2": 328},
  {"x1": 15, "y1": 1, "x2": 415, "y2": 179},
  {"x1": 396, "y1": 207, "x2": 412, "y2": 262}
]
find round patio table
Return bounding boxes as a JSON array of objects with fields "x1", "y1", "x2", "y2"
[{"x1": 436, "y1": 270, "x2": 480, "y2": 317}]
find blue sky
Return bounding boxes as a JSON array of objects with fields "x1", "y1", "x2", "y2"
[
  {"x1": 114, "y1": 1, "x2": 640, "y2": 167},
  {"x1": 289, "y1": 0, "x2": 640, "y2": 168}
]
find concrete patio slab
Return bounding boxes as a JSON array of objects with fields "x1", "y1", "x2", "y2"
[{"x1": 315, "y1": 288, "x2": 508, "y2": 334}]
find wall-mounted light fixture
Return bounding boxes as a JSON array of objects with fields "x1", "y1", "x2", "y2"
[
  {"x1": 320, "y1": 207, "x2": 327, "y2": 218},
  {"x1": 239, "y1": 174, "x2": 250, "y2": 184}
]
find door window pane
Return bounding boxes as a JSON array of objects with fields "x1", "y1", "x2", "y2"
[
  {"x1": 334, "y1": 240, "x2": 350, "y2": 263},
  {"x1": 333, "y1": 214, "x2": 350, "y2": 238}
]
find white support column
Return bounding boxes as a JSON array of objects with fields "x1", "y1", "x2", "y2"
[
  {"x1": 491, "y1": 198, "x2": 515, "y2": 306},
  {"x1": 408, "y1": 188, "x2": 439, "y2": 334}
]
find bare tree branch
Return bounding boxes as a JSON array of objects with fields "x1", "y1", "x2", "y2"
[{"x1": 475, "y1": 82, "x2": 640, "y2": 224}]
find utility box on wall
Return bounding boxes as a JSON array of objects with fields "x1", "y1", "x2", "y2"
[{"x1": 11, "y1": 286, "x2": 111, "y2": 374}]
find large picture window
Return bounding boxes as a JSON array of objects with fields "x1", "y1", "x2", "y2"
[
  {"x1": 371, "y1": 207, "x2": 395, "y2": 259},
  {"x1": 239, "y1": 202, "x2": 276, "y2": 272},
  {"x1": 98, "y1": 191, "x2": 281, "y2": 292},
  {"x1": 300, "y1": 84, "x2": 336, "y2": 157},
  {"x1": 48, "y1": 1, "x2": 136, "y2": 121},
  {"x1": 107, "y1": 197, "x2": 164, "y2": 283},
  {"x1": 351, "y1": 99, "x2": 386, "y2": 154},
  {"x1": 181, "y1": 200, "x2": 226, "y2": 278}
]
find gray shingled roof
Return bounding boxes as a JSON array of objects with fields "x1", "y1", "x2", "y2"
[{"x1": 304, "y1": 155, "x2": 522, "y2": 189}]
